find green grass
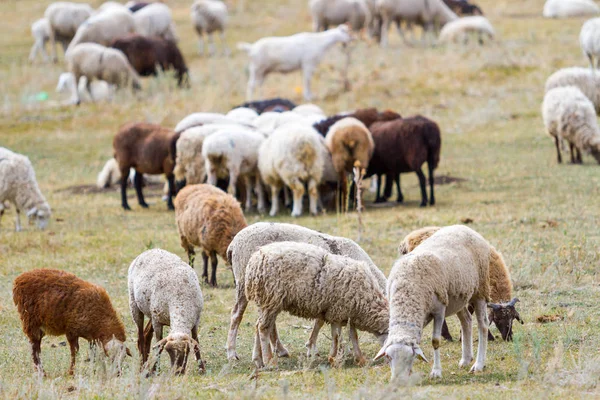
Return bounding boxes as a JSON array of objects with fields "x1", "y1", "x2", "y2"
[{"x1": 1, "y1": 0, "x2": 600, "y2": 398}]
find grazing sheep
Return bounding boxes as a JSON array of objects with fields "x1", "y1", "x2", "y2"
[
  {"x1": 174, "y1": 184, "x2": 247, "y2": 287},
  {"x1": 56, "y1": 72, "x2": 114, "y2": 104},
  {"x1": 238, "y1": 25, "x2": 352, "y2": 101},
  {"x1": 258, "y1": 124, "x2": 324, "y2": 217},
  {"x1": 0, "y1": 147, "x2": 51, "y2": 232},
  {"x1": 542, "y1": 86, "x2": 600, "y2": 164},
  {"x1": 443, "y1": 0, "x2": 483, "y2": 16},
  {"x1": 29, "y1": 18, "x2": 51, "y2": 63},
  {"x1": 545, "y1": 67, "x2": 600, "y2": 113},
  {"x1": 113, "y1": 122, "x2": 180, "y2": 210},
  {"x1": 438, "y1": 16, "x2": 494, "y2": 44},
  {"x1": 226, "y1": 107, "x2": 259, "y2": 124},
  {"x1": 367, "y1": 115, "x2": 441, "y2": 206},
  {"x1": 375, "y1": 225, "x2": 491, "y2": 380},
  {"x1": 246, "y1": 241, "x2": 389, "y2": 368},
  {"x1": 128, "y1": 249, "x2": 205, "y2": 374},
  {"x1": 225, "y1": 222, "x2": 385, "y2": 361},
  {"x1": 111, "y1": 34, "x2": 189, "y2": 87},
  {"x1": 580, "y1": 18, "x2": 600, "y2": 70},
  {"x1": 543, "y1": 0, "x2": 599, "y2": 18},
  {"x1": 44, "y1": 2, "x2": 94, "y2": 62},
  {"x1": 13, "y1": 269, "x2": 130, "y2": 376},
  {"x1": 191, "y1": 0, "x2": 229, "y2": 56},
  {"x1": 66, "y1": 43, "x2": 141, "y2": 105},
  {"x1": 309, "y1": 0, "x2": 372, "y2": 32},
  {"x1": 233, "y1": 98, "x2": 297, "y2": 113},
  {"x1": 134, "y1": 3, "x2": 178, "y2": 42}
]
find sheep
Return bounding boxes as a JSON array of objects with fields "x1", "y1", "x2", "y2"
[
  {"x1": 174, "y1": 184, "x2": 247, "y2": 287},
  {"x1": 0, "y1": 147, "x2": 51, "y2": 232},
  {"x1": 542, "y1": 86, "x2": 600, "y2": 164},
  {"x1": 374, "y1": 225, "x2": 491, "y2": 380},
  {"x1": 258, "y1": 124, "x2": 324, "y2": 217},
  {"x1": 56, "y1": 72, "x2": 114, "y2": 104},
  {"x1": 134, "y1": 3, "x2": 178, "y2": 42},
  {"x1": 292, "y1": 103, "x2": 325, "y2": 117},
  {"x1": 438, "y1": 16, "x2": 494, "y2": 44},
  {"x1": 545, "y1": 67, "x2": 600, "y2": 113},
  {"x1": 13, "y1": 269, "x2": 130, "y2": 376},
  {"x1": 174, "y1": 112, "x2": 237, "y2": 133},
  {"x1": 580, "y1": 18, "x2": 600, "y2": 70},
  {"x1": 201, "y1": 128, "x2": 266, "y2": 212},
  {"x1": 324, "y1": 117, "x2": 374, "y2": 211},
  {"x1": 111, "y1": 34, "x2": 189, "y2": 87},
  {"x1": 309, "y1": 0, "x2": 372, "y2": 32},
  {"x1": 543, "y1": 0, "x2": 599, "y2": 18},
  {"x1": 65, "y1": 8, "x2": 136, "y2": 54},
  {"x1": 97, "y1": 1, "x2": 130, "y2": 13},
  {"x1": 44, "y1": 2, "x2": 94, "y2": 62},
  {"x1": 443, "y1": 0, "x2": 483, "y2": 16},
  {"x1": 128, "y1": 249, "x2": 205, "y2": 374},
  {"x1": 225, "y1": 222, "x2": 386, "y2": 361},
  {"x1": 226, "y1": 107, "x2": 259, "y2": 124},
  {"x1": 66, "y1": 43, "x2": 142, "y2": 105},
  {"x1": 191, "y1": 0, "x2": 229, "y2": 56},
  {"x1": 376, "y1": 0, "x2": 458, "y2": 47},
  {"x1": 238, "y1": 25, "x2": 352, "y2": 101},
  {"x1": 398, "y1": 226, "x2": 521, "y2": 341},
  {"x1": 29, "y1": 18, "x2": 51, "y2": 63},
  {"x1": 367, "y1": 115, "x2": 441, "y2": 207},
  {"x1": 113, "y1": 122, "x2": 180, "y2": 210},
  {"x1": 233, "y1": 98, "x2": 297, "y2": 114}
]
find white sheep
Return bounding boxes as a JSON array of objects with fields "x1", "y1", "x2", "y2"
[
  {"x1": 237, "y1": 25, "x2": 352, "y2": 101},
  {"x1": 128, "y1": 249, "x2": 205, "y2": 374},
  {"x1": 66, "y1": 43, "x2": 141, "y2": 105},
  {"x1": 56, "y1": 72, "x2": 114, "y2": 104},
  {"x1": 543, "y1": 0, "x2": 599, "y2": 18},
  {"x1": 44, "y1": 1, "x2": 94, "y2": 61},
  {"x1": 174, "y1": 112, "x2": 237, "y2": 133},
  {"x1": 545, "y1": 67, "x2": 600, "y2": 113},
  {"x1": 580, "y1": 18, "x2": 600, "y2": 70},
  {"x1": 225, "y1": 222, "x2": 386, "y2": 361},
  {"x1": 309, "y1": 0, "x2": 372, "y2": 32},
  {"x1": 374, "y1": 225, "x2": 491, "y2": 380},
  {"x1": 134, "y1": 3, "x2": 178, "y2": 42},
  {"x1": 29, "y1": 18, "x2": 51, "y2": 63},
  {"x1": 292, "y1": 103, "x2": 326, "y2": 117},
  {"x1": 97, "y1": 1, "x2": 130, "y2": 13},
  {"x1": 191, "y1": 0, "x2": 229, "y2": 56},
  {"x1": 246, "y1": 241, "x2": 389, "y2": 368},
  {"x1": 258, "y1": 124, "x2": 324, "y2": 217},
  {"x1": 438, "y1": 16, "x2": 494, "y2": 44},
  {"x1": 542, "y1": 86, "x2": 600, "y2": 164},
  {"x1": 225, "y1": 107, "x2": 259, "y2": 124},
  {"x1": 0, "y1": 147, "x2": 51, "y2": 232}
]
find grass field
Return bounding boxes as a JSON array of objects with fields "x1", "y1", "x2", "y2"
[{"x1": 1, "y1": 0, "x2": 600, "y2": 398}]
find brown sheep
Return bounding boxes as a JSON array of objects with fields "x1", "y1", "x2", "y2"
[
  {"x1": 174, "y1": 184, "x2": 248, "y2": 287},
  {"x1": 113, "y1": 122, "x2": 180, "y2": 211},
  {"x1": 110, "y1": 34, "x2": 189, "y2": 87},
  {"x1": 398, "y1": 226, "x2": 522, "y2": 341},
  {"x1": 13, "y1": 269, "x2": 131, "y2": 376}
]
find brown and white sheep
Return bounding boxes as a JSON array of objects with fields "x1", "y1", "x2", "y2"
[
  {"x1": 113, "y1": 122, "x2": 180, "y2": 211},
  {"x1": 13, "y1": 269, "x2": 131, "y2": 376},
  {"x1": 174, "y1": 184, "x2": 247, "y2": 287}
]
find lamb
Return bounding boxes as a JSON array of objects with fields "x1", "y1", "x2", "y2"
[
  {"x1": 128, "y1": 249, "x2": 204, "y2": 374},
  {"x1": 66, "y1": 43, "x2": 142, "y2": 105},
  {"x1": 0, "y1": 147, "x2": 51, "y2": 231},
  {"x1": 245, "y1": 241, "x2": 389, "y2": 368},
  {"x1": 374, "y1": 225, "x2": 491, "y2": 380},
  {"x1": 134, "y1": 3, "x2": 178, "y2": 42},
  {"x1": 29, "y1": 18, "x2": 51, "y2": 63},
  {"x1": 238, "y1": 25, "x2": 352, "y2": 101},
  {"x1": 545, "y1": 67, "x2": 600, "y2": 113},
  {"x1": 367, "y1": 115, "x2": 441, "y2": 206},
  {"x1": 174, "y1": 184, "x2": 247, "y2": 287},
  {"x1": 233, "y1": 98, "x2": 297, "y2": 113},
  {"x1": 542, "y1": 86, "x2": 600, "y2": 164},
  {"x1": 13, "y1": 269, "x2": 130, "y2": 376},
  {"x1": 543, "y1": 0, "x2": 599, "y2": 18},
  {"x1": 309, "y1": 0, "x2": 372, "y2": 32},
  {"x1": 442, "y1": 0, "x2": 483, "y2": 16},
  {"x1": 44, "y1": 2, "x2": 94, "y2": 62},
  {"x1": 56, "y1": 72, "x2": 114, "y2": 104},
  {"x1": 191, "y1": 0, "x2": 229, "y2": 56},
  {"x1": 113, "y1": 122, "x2": 180, "y2": 210},
  {"x1": 111, "y1": 34, "x2": 189, "y2": 87},
  {"x1": 225, "y1": 222, "x2": 386, "y2": 361},
  {"x1": 258, "y1": 124, "x2": 324, "y2": 217},
  {"x1": 580, "y1": 18, "x2": 600, "y2": 70},
  {"x1": 438, "y1": 16, "x2": 494, "y2": 44}
]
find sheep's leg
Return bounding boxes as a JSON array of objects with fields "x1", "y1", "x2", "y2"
[
  {"x1": 120, "y1": 167, "x2": 131, "y2": 210},
  {"x1": 395, "y1": 174, "x2": 404, "y2": 203},
  {"x1": 308, "y1": 178, "x2": 319, "y2": 216},
  {"x1": 338, "y1": 172, "x2": 348, "y2": 212},
  {"x1": 246, "y1": 65, "x2": 258, "y2": 101},
  {"x1": 252, "y1": 322, "x2": 264, "y2": 368},
  {"x1": 49, "y1": 30, "x2": 58, "y2": 63},
  {"x1": 151, "y1": 322, "x2": 163, "y2": 373},
  {"x1": 269, "y1": 184, "x2": 280, "y2": 217},
  {"x1": 349, "y1": 325, "x2": 366, "y2": 366},
  {"x1": 289, "y1": 178, "x2": 305, "y2": 217},
  {"x1": 382, "y1": 173, "x2": 393, "y2": 201},
  {"x1": 283, "y1": 186, "x2": 292, "y2": 207},
  {"x1": 554, "y1": 136, "x2": 562, "y2": 164},
  {"x1": 207, "y1": 33, "x2": 216, "y2": 56},
  {"x1": 30, "y1": 333, "x2": 44, "y2": 376},
  {"x1": 306, "y1": 319, "x2": 325, "y2": 357},
  {"x1": 85, "y1": 79, "x2": 95, "y2": 102},
  {"x1": 569, "y1": 143, "x2": 577, "y2": 164},
  {"x1": 227, "y1": 168, "x2": 239, "y2": 198},
  {"x1": 143, "y1": 321, "x2": 154, "y2": 366},
  {"x1": 428, "y1": 163, "x2": 435, "y2": 205},
  {"x1": 210, "y1": 251, "x2": 218, "y2": 287},
  {"x1": 243, "y1": 175, "x2": 253, "y2": 211},
  {"x1": 441, "y1": 320, "x2": 453, "y2": 341},
  {"x1": 270, "y1": 323, "x2": 289, "y2": 357},
  {"x1": 134, "y1": 171, "x2": 149, "y2": 208},
  {"x1": 66, "y1": 334, "x2": 80, "y2": 376},
  {"x1": 470, "y1": 299, "x2": 488, "y2": 372},
  {"x1": 301, "y1": 66, "x2": 315, "y2": 101},
  {"x1": 220, "y1": 31, "x2": 230, "y2": 56},
  {"x1": 132, "y1": 306, "x2": 145, "y2": 365},
  {"x1": 182, "y1": 236, "x2": 196, "y2": 267},
  {"x1": 257, "y1": 312, "x2": 276, "y2": 366},
  {"x1": 587, "y1": 53, "x2": 595, "y2": 71},
  {"x1": 198, "y1": 33, "x2": 205, "y2": 56},
  {"x1": 166, "y1": 174, "x2": 175, "y2": 210},
  {"x1": 29, "y1": 41, "x2": 40, "y2": 63},
  {"x1": 255, "y1": 176, "x2": 266, "y2": 214},
  {"x1": 0, "y1": 204, "x2": 4, "y2": 228},
  {"x1": 191, "y1": 326, "x2": 205, "y2": 373},
  {"x1": 380, "y1": 15, "x2": 391, "y2": 47},
  {"x1": 327, "y1": 323, "x2": 342, "y2": 365},
  {"x1": 415, "y1": 169, "x2": 428, "y2": 207},
  {"x1": 430, "y1": 312, "x2": 445, "y2": 378},
  {"x1": 15, "y1": 209, "x2": 21, "y2": 232},
  {"x1": 576, "y1": 148, "x2": 583, "y2": 164},
  {"x1": 456, "y1": 308, "x2": 473, "y2": 368},
  {"x1": 227, "y1": 289, "x2": 248, "y2": 360},
  {"x1": 200, "y1": 252, "x2": 209, "y2": 284}
]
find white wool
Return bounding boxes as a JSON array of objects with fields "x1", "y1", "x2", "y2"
[
  {"x1": 226, "y1": 107, "x2": 259, "y2": 124},
  {"x1": 134, "y1": 3, "x2": 178, "y2": 42},
  {"x1": 543, "y1": 0, "x2": 599, "y2": 18},
  {"x1": 309, "y1": 0, "x2": 372, "y2": 31},
  {"x1": 97, "y1": 1, "x2": 130, "y2": 13},
  {"x1": 174, "y1": 112, "x2": 234, "y2": 133},
  {"x1": 44, "y1": 2, "x2": 94, "y2": 61},
  {"x1": 56, "y1": 72, "x2": 114, "y2": 104},
  {"x1": 580, "y1": 18, "x2": 600, "y2": 70},
  {"x1": 292, "y1": 103, "x2": 325, "y2": 117},
  {"x1": 191, "y1": 0, "x2": 229, "y2": 56},
  {"x1": 29, "y1": 18, "x2": 51, "y2": 63},
  {"x1": 545, "y1": 67, "x2": 600, "y2": 113},
  {"x1": 438, "y1": 16, "x2": 495, "y2": 43},
  {"x1": 66, "y1": 8, "x2": 136, "y2": 54}
]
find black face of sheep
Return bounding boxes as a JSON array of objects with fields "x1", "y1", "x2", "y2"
[{"x1": 488, "y1": 298, "x2": 523, "y2": 341}]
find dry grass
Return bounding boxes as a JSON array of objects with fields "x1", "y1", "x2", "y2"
[{"x1": 1, "y1": 0, "x2": 600, "y2": 398}]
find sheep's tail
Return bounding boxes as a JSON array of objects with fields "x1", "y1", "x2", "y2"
[
  {"x1": 97, "y1": 158, "x2": 120, "y2": 188},
  {"x1": 236, "y1": 42, "x2": 253, "y2": 53}
]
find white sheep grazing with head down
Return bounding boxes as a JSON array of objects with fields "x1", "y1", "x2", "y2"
[
  {"x1": 191, "y1": 0, "x2": 229, "y2": 56},
  {"x1": 309, "y1": 0, "x2": 372, "y2": 32},
  {"x1": 134, "y1": 3, "x2": 178, "y2": 42},
  {"x1": 375, "y1": 225, "x2": 491, "y2": 380},
  {"x1": 542, "y1": 86, "x2": 600, "y2": 164},
  {"x1": 0, "y1": 147, "x2": 51, "y2": 231},
  {"x1": 543, "y1": 0, "x2": 599, "y2": 18},
  {"x1": 44, "y1": 1, "x2": 94, "y2": 62},
  {"x1": 29, "y1": 18, "x2": 51, "y2": 63},
  {"x1": 545, "y1": 67, "x2": 600, "y2": 113},
  {"x1": 580, "y1": 18, "x2": 600, "y2": 70},
  {"x1": 128, "y1": 249, "x2": 205, "y2": 375},
  {"x1": 237, "y1": 25, "x2": 352, "y2": 101},
  {"x1": 438, "y1": 16, "x2": 494, "y2": 44},
  {"x1": 56, "y1": 72, "x2": 114, "y2": 104}
]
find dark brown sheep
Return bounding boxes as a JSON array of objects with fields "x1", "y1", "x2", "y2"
[
  {"x1": 443, "y1": 0, "x2": 483, "y2": 16},
  {"x1": 367, "y1": 115, "x2": 441, "y2": 207},
  {"x1": 233, "y1": 98, "x2": 297, "y2": 114},
  {"x1": 13, "y1": 269, "x2": 130, "y2": 376},
  {"x1": 113, "y1": 122, "x2": 180, "y2": 210},
  {"x1": 110, "y1": 34, "x2": 189, "y2": 87},
  {"x1": 128, "y1": 2, "x2": 150, "y2": 12}
]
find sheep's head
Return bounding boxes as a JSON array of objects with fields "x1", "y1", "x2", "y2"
[
  {"x1": 27, "y1": 205, "x2": 51, "y2": 230},
  {"x1": 56, "y1": 72, "x2": 75, "y2": 93},
  {"x1": 154, "y1": 333, "x2": 200, "y2": 375},
  {"x1": 335, "y1": 24, "x2": 353, "y2": 44},
  {"x1": 103, "y1": 337, "x2": 132, "y2": 374},
  {"x1": 374, "y1": 341, "x2": 428, "y2": 381},
  {"x1": 488, "y1": 298, "x2": 523, "y2": 341}
]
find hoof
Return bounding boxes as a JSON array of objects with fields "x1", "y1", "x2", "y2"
[
  {"x1": 470, "y1": 363, "x2": 485, "y2": 373},
  {"x1": 458, "y1": 358, "x2": 473, "y2": 368},
  {"x1": 277, "y1": 348, "x2": 290, "y2": 358},
  {"x1": 355, "y1": 355, "x2": 367, "y2": 367},
  {"x1": 140, "y1": 203, "x2": 149, "y2": 209},
  {"x1": 430, "y1": 368, "x2": 442, "y2": 378}
]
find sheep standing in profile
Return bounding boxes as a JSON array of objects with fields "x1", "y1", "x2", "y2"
[{"x1": 191, "y1": 0, "x2": 229, "y2": 56}]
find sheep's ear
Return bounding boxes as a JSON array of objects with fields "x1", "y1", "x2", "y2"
[
  {"x1": 373, "y1": 343, "x2": 389, "y2": 361},
  {"x1": 414, "y1": 347, "x2": 429, "y2": 363},
  {"x1": 509, "y1": 297, "x2": 520, "y2": 307},
  {"x1": 126, "y1": 347, "x2": 132, "y2": 357},
  {"x1": 26, "y1": 207, "x2": 37, "y2": 218}
]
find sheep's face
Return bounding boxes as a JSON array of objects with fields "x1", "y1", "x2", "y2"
[
  {"x1": 163, "y1": 333, "x2": 193, "y2": 375},
  {"x1": 103, "y1": 338, "x2": 131, "y2": 374},
  {"x1": 374, "y1": 342, "x2": 427, "y2": 381},
  {"x1": 27, "y1": 206, "x2": 51, "y2": 230},
  {"x1": 488, "y1": 298, "x2": 523, "y2": 341},
  {"x1": 335, "y1": 25, "x2": 352, "y2": 44}
]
